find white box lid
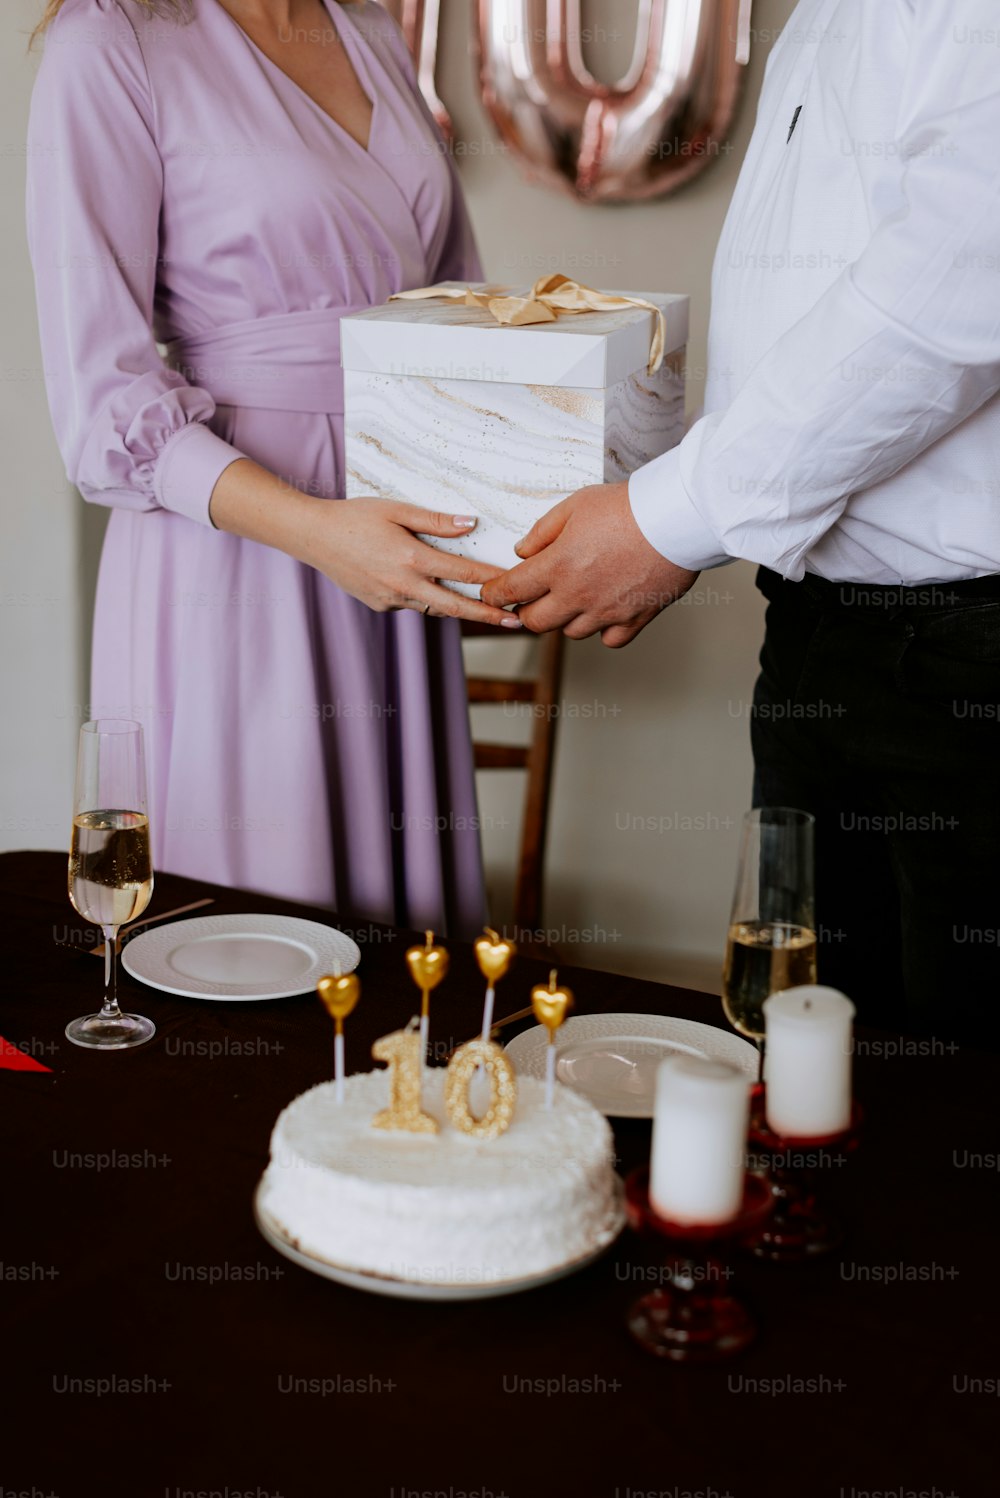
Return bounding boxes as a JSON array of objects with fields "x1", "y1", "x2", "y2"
[{"x1": 340, "y1": 283, "x2": 689, "y2": 389}]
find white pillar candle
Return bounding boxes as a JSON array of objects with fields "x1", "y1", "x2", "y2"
[
  {"x1": 763, "y1": 986, "x2": 854, "y2": 1139},
  {"x1": 650, "y1": 1056, "x2": 750, "y2": 1226}
]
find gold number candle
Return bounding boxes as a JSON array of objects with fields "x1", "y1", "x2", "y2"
[
  {"x1": 372, "y1": 1021, "x2": 439, "y2": 1134},
  {"x1": 316, "y1": 972, "x2": 360, "y2": 1104},
  {"x1": 405, "y1": 930, "x2": 449, "y2": 1065},
  {"x1": 444, "y1": 1038, "x2": 518, "y2": 1140},
  {"x1": 531, "y1": 969, "x2": 574, "y2": 1110}
]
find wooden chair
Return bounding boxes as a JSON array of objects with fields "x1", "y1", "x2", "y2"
[{"x1": 460, "y1": 623, "x2": 566, "y2": 938}]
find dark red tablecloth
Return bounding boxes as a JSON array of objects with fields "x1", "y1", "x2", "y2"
[{"x1": 2, "y1": 850, "x2": 994, "y2": 1497}]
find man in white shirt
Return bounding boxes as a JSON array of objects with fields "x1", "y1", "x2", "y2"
[{"x1": 483, "y1": 0, "x2": 1000, "y2": 1047}]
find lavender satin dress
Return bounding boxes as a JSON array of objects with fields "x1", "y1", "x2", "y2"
[{"x1": 27, "y1": 0, "x2": 488, "y2": 935}]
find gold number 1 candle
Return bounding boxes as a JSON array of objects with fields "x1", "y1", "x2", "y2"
[{"x1": 372, "y1": 1021, "x2": 439, "y2": 1134}]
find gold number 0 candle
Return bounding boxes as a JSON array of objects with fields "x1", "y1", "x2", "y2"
[{"x1": 444, "y1": 1039, "x2": 517, "y2": 1140}]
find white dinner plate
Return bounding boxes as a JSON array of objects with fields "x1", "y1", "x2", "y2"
[
  {"x1": 505, "y1": 1013, "x2": 758, "y2": 1119},
  {"x1": 253, "y1": 1179, "x2": 625, "y2": 1302},
  {"x1": 121, "y1": 913, "x2": 361, "y2": 1001}
]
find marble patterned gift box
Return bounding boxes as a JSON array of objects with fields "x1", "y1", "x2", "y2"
[{"x1": 340, "y1": 283, "x2": 689, "y2": 596}]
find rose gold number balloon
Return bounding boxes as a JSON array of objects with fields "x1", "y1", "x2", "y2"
[{"x1": 477, "y1": 0, "x2": 754, "y2": 202}]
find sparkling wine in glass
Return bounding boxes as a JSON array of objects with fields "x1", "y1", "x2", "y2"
[
  {"x1": 722, "y1": 808, "x2": 817, "y2": 1065},
  {"x1": 66, "y1": 720, "x2": 155, "y2": 1049}
]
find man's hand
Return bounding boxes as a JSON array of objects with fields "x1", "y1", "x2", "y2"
[{"x1": 480, "y1": 482, "x2": 699, "y2": 647}]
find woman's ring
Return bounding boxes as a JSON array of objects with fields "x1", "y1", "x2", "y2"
[{"x1": 422, "y1": 603, "x2": 431, "y2": 615}]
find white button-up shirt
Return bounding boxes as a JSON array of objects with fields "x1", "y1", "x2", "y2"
[{"x1": 629, "y1": 0, "x2": 1000, "y2": 585}]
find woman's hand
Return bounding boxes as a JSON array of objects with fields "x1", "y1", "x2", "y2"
[
  {"x1": 209, "y1": 459, "x2": 521, "y2": 628},
  {"x1": 302, "y1": 498, "x2": 522, "y2": 626}
]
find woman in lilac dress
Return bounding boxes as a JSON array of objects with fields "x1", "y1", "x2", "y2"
[{"x1": 28, "y1": 0, "x2": 520, "y2": 935}]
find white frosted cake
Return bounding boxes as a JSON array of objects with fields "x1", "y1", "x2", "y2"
[{"x1": 257, "y1": 1069, "x2": 619, "y2": 1286}]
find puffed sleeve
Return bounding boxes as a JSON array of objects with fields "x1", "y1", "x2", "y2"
[{"x1": 26, "y1": 0, "x2": 244, "y2": 525}]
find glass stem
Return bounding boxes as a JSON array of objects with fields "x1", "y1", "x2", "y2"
[{"x1": 100, "y1": 926, "x2": 121, "y2": 1020}]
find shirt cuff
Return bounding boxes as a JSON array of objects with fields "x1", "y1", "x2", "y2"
[
  {"x1": 628, "y1": 444, "x2": 730, "y2": 572},
  {"x1": 153, "y1": 423, "x2": 245, "y2": 528}
]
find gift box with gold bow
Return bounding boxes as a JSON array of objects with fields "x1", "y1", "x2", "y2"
[{"x1": 340, "y1": 277, "x2": 689, "y2": 596}]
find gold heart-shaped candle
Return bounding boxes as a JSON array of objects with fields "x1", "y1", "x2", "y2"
[
  {"x1": 406, "y1": 931, "x2": 449, "y2": 1016},
  {"x1": 531, "y1": 969, "x2": 574, "y2": 1040},
  {"x1": 317, "y1": 972, "x2": 361, "y2": 1034},
  {"x1": 473, "y1": 927, "x2": 516, "y2": 986}
]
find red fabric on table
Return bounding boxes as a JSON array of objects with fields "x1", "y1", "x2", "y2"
[{"x1": 0, "y1": 1036, "x2": 52, "y2": 1072}]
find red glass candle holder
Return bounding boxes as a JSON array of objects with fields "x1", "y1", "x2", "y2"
[
  {"x1": 744, "y1": 1084, "x2": 863, "y2": 1262},
  {"x1": 624, "y1": 1167, "x2": 773, "y2": 1362}
]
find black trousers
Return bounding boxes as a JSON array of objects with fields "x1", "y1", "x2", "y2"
[{"x1": 751, "y1": 567, "x2": 1000, "y2": 1051}]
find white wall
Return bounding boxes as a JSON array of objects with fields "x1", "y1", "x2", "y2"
[
  {"x1": 0, "y1": 0, "x2": 84, "y2": 856},
  {"x1": 0, "y1": 0, "x2": 797, "y2": 991}
]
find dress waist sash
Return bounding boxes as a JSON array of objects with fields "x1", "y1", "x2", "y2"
[{"x1": 164, "y1": 306, "x2": 359, "y2": 415}]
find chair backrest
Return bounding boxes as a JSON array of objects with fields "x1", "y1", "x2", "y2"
[{"x1": 461, "y1": 623, "x2": 566, "y2": 938}]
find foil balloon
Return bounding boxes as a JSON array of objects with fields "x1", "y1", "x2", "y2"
[
  {"x1": 381, "y1": 0, "x2": 451, "y2": 138},
  {"x1": 477, "y1": 0, "x2": 754, "y2": 202}
]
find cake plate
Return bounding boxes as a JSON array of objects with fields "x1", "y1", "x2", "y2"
[{"x1": 253, "y1": 1177, "x2": 626, "y2": 1302}]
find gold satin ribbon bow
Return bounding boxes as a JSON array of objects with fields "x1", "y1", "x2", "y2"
[{"x1": 389, "y1": 273, "x2": 667, "y2": 375}]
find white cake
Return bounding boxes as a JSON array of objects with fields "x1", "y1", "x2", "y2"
[{"x1": 257, "y1": 1069, "x2": 619, "y2": 1286}]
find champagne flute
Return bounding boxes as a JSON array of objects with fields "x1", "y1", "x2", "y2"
[
  {"x1": 66, "y1": 720, "x2": 155, "y2": 1049},
  {"x1": 722, "y1": 808, "x2": 817, "y2": 1073}
]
